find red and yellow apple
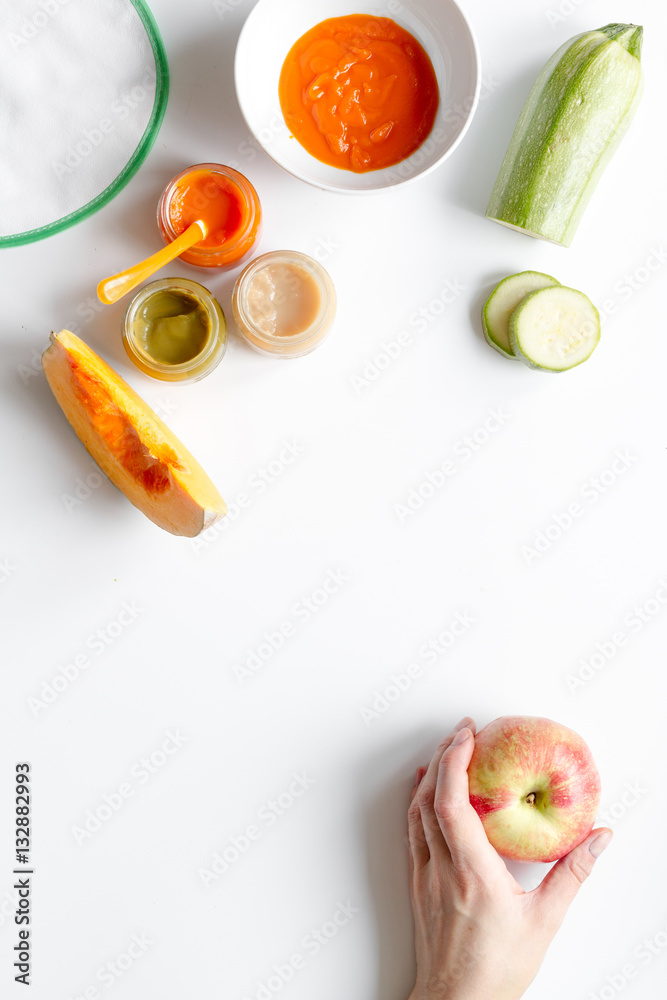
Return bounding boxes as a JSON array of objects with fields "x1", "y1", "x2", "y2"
[{"x1": 468, "y1": 716, "x2": 601, "y2": 863}]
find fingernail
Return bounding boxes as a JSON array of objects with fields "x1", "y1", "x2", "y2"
[
  {"x1": 454, "y1": 716, "x2": 473, "y2": 732},
  {"x1": 415, "y1": 767, "x2": 425, "y2": 784},
  {"x1": 589, "y1": 830, "x2": 613, "y2": 858},
  {"x1": 452, "y1": 728, "x2": 471, "y2": 746}
]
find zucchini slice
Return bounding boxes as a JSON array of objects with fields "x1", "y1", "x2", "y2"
[
  {"x1": 482, "y1": 271, "x2": 560, "y2": 358},
  {"x1": 509, "y1": 285, "x2": 600, "y2": 372}
]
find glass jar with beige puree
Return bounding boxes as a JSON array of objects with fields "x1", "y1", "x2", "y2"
[{"x1": 232, "y1": 250, "x2": 336, "y2": 358}]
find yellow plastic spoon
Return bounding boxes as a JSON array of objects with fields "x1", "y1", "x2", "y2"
[{"x1": 97, "y1": 220, "x2": 207, "y2": 305}]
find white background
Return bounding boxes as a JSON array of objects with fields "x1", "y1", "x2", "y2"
[{"x1": 2, "y1": 1, "x2": 666, "y2": 999}]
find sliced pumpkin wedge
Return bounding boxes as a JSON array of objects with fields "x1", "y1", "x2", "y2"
[{"x1": 42, "y1": 330, "x2": 226, "y2": 537}]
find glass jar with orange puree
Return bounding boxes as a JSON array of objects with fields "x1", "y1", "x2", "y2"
[{"x1": 157, "y1": 163, "x2": 261, "y2": 268}]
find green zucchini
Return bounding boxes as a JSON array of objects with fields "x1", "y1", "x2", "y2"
[
  {"x1": 486, "y1": 24, "x2": 644, "y2": 247},
  {"x1": 509, "y1": 285, "x2": 600, "y2": 372},
  {"x1": 482, "y1": 271, "x2": 560, "y2": 358}
]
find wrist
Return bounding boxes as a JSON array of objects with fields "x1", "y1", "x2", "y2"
[{"x1": 408, "y1": 983, "x2": 500, "y2": 1000}]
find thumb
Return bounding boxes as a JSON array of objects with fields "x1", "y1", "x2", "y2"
[{"x1": 534, "y1": 828, "x2": 613, "y2": 927}]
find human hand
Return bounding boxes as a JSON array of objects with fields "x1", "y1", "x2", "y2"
[{"x1": 407, "y1": 717, "x2": 612, "y2": 1000}]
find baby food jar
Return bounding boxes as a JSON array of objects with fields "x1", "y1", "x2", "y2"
[
  {"x1": 157, "y1": 163, "x2": 262, "y2": 269},
  {"x1": 232, "y1": 250, "x2": 336, "y2": 358},
  {"x1": 123, "y1": 277, "x2": 227, "y2": 382}
]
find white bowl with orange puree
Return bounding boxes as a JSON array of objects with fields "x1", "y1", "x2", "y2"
[
  {"x1": 235, "y1": 0, "x2": 481, "y2": 193},
  {"x1": 279, "y1": 15, "x2": 439, "y2": 175},
  {"x1": 232, "y1": 251, "x2": 336, "y2": 358}
]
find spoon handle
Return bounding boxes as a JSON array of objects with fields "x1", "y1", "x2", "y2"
[{"x1": 97, "y1": 221, "x2": 206, "y2": 305}]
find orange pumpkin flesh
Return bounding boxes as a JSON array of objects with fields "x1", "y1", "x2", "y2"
[{"x1": 42, "y1": 330, "x2": 226, "y2": 537}]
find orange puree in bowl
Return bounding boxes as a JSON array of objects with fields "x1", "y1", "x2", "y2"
[
  {"x1": 168, "y1": 170, "x2": 248, "y2": 249},
  {"x1": 279, "y1": 15, "x2": 439, "y2": 173}
]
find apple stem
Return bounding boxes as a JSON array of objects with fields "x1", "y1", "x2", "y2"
[{"x1": 526, "y1": 792, "x2": 537, "y2": 805}]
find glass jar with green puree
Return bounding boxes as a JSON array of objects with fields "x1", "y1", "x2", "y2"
[{"x1": 123, "y1": 278, "x2": 227, "y2": 382}]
